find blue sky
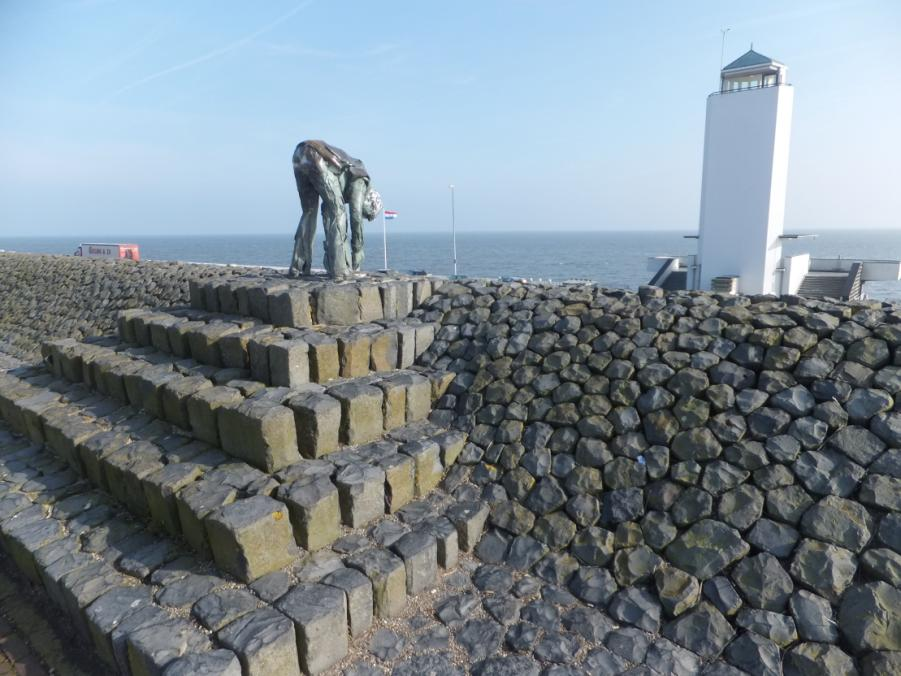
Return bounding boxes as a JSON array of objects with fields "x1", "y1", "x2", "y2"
[{"x1": 1, "y1": 0, "x2": 899, "y2": 236}]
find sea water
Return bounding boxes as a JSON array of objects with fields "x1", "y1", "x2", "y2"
[{"x1": 3, "y1": 229, "x2": 900, "y2": 301}]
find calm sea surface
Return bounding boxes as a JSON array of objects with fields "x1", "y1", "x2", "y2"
[{"x1": 3, "y1": 230, "x2": 901, "y2": 301}]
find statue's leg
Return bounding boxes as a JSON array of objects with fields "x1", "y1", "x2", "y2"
[
  {"x1": 310, "y1": 169, "x2": 351, "y2": 279},
  {"x1": 290, "y1": 171, "x2": 319, "y2": 276}
]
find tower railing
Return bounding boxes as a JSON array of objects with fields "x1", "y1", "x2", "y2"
[{"x1": 711, "y1": 82, "x2": 792, "y2": 96}]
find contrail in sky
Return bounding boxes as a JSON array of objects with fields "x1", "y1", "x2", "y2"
[{"x1": 102, "y1": 0, "x2": 312, "y2": 102}]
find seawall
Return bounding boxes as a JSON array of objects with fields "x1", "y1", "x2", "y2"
[
  {"x1": 0, "y1": 252, "x2": 265, "y2": 360},
  {"x1": 0, "y1": 252, "x2": 899, "y2": 673}
]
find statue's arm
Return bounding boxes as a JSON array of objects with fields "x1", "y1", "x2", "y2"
[{"x1": 348, "y1": 179, "x2": 366, "y2": 231}]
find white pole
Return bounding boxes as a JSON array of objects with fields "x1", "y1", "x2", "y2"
[
  {"x1": 382, "y1": 210, "x2": 388, "y2": 271},
  {"x1": 719, "y1": 27, "x2": 730, "y2": 89},
  {"x1": 450, "y1": 184, "x2": 457, "y2": 276}
]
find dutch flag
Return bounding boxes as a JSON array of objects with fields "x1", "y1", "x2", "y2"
[{"x1": 384, "y1": 210, "x2": 398, "y2": 220}]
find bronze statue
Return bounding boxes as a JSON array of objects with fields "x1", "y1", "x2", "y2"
[{"x1": 289, "y1": 140, "x2": 382, "y2": 279}]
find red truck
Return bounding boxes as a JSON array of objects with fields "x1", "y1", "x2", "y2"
[{"x1": 73, "y1": 243, "x2": 140, "y2": 261}]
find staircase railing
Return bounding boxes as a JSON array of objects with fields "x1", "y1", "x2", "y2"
[
  {"x1": 842, "y1": 261, "x2": 863, "y2": 301},
  {"x1": 649, "y1": 257, "x2": 678, "y2": 287}
]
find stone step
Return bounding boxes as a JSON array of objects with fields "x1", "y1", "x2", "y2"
[
  {"x1": 39, "y1": 338, "x2": 455, "y2": 472},
  {"x1": 114, "y1": 307, "x2": 436, "y2": 384},
  {"x1": 0, "y1": 368, "x2": 470, "y2": 572},
  {"x1": 0, "y1": 422, "x2": 489, "y2": 675},
  {"x1": 188, "y1": 275, "x2": 441, "y2": 328}
]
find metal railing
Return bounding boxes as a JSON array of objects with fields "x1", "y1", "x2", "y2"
[
  {"x1": 648, "y1": 257, "x2": 679, "y2": 287},
  {"x1": 842, "y1": 262, "x2": 863, "y2": 301},
  {"x1": 711, "y1": 82, "x2": 791, "y2": 96}
]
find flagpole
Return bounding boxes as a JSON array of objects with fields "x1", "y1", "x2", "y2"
[
  {"x1": 382, "y1": 210, "x2": 388, "y2": 271},
  {"x1": 449, "y1": 184, "x2": 457, "y2": 277}
]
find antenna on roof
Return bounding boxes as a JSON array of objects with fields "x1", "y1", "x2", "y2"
[
  {"x1": 751, "y1": 42, "x2": 754, "y2": 50},
  {"x1": 719, "y1": 27, "x2": 731, "y2": 70}
]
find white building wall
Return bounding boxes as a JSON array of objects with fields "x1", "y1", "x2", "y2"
[
  {"x1": 696, "y1": 85, "x2": 794, "y2": 294},
  {"x1": 782, "y1": 253, "x2": 810, "y2": 295}
]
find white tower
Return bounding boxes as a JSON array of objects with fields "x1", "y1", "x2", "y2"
[{"x1": 696, "y1": 49, "x2": 794, "y2": 295}]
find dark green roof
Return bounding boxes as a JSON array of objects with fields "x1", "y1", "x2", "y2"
[{"x1": 722, "y1": 49, "x2": 778, "y2": 72}]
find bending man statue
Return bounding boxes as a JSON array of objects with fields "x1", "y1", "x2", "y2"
[{"x1": 289, "y1": 140, "x2": 382, "y2": 279}]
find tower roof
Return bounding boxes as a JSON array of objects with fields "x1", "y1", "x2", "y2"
[{"x1": 722, "y1": 49, "x2": 781, "y2": 73}]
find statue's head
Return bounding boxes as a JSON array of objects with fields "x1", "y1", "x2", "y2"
[{"x1": 363, "y1": 188, "x2": 382, "y2": 221}]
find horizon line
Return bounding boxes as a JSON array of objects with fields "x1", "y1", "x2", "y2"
[{"x1": 3, "y1": 226, "x2": 899, "y2": 239}]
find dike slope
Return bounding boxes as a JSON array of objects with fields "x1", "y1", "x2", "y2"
[
  {"x1": 0, "y1": 252, "x2": 266, "y2": 361},
  {"x1": 0, "y1": 252, "x2": 899, "y2": 672},
  {"x1": 411, "y1": 279, "x2": 901, "y2": 673}
]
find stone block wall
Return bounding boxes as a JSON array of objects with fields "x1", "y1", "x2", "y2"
[
  {"x1": 0, "y1": 253, "x2": 263, "y2": 360},
  {"x1": 412, "y1": 279, "x2": 901, "y2": 671}
]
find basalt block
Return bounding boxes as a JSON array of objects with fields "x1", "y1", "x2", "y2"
[
  {"x1": 142, "y1": 462, "x2": 203, "y2": 535},
  {"x1": 276, "y1": 583, "x2": 348, "y2": 674},
  {"x1": 85, "y1": 586, "x2": 154, "y2": 668},
  {"x1": 4, "y1": 517, "x2": 66, "y2": 584},
  {"x1": 314, "y1": 285, "x2": 361, "y2": 326},
  {"x1": 17, "y1": 390, "x2": 63, "y2": 443},
  {"x1": 270, "y1": 287, "x2": 313, "y2": 328},
  {"x1": 346, "y1": 548, "x2": 407, "y2": 619},
  {"x1": 337, "y1": 332, "x2": 372, "y2": 378},
  {"x1": 148, "y1": 316, "x2": 183, "y2": 353},
  {"x1": 446, "y1": 501, "x2": 490, "y2": 552},
  {"x1": 133, "y1": 366, "x2": 181, "y2": 418},
  {"x1": 216, "y1": 281, "x2": 240, "y2": 314},
  {"x1": 359, "y1": 284, "x2": 384, "y2": 322},
  {"x1": 401, "y1": 438, "x2": 443, "y2": 497},
  {"x1": 105, "y1": 360, "x2": 147, "y2": 403},
  {"x1": 43, "y1": 414, "x2": 98, "y2": 472},
  {"x1": 418, "y1": 516, "x2": 460, "y2": 569},
  {"x1": 370, "y1": 330, "x2": 399, "y2": 372},
  {"x1": 279, "y1": 477, "x2": 341, "y2": 551},
  {"x1": 192, "y1": 589, "x2": 258, "y2": 632},
  {"x1": 218, "y1": 399, "x2": 300, "y2": 472},
  {"x1": 665, "y1": 519, "x2": 750, "y2": 580},
  {"x1": 391, "y1": 530, "x2": 439, "y2": 595},
  {"x1": 322, "y1": 567, "x2": 373, "y2": 638},
  {"x1": 376, "y1": 452, "x2": 415, "y2": 513},
  {"x1": 59, "y1": 559, "x2": 127, "y2": 638},
  {"x1": 434, "y1": 429, "x2": 467, "y2": 467},
  {"x1": 394, "y1": 324, "x2": 417, "y2": 368},
  {"x1": 414, "y1": 323, "x2": 435, "y2": 357},
  {"x1": 176, "y1": 480, "x2": 237, "y2": 557},
  {"x1": 186, "y1": 386, "x2": 244, "y2": 447},
  {"x1": 288, "y1": 392, "x2": 341, "y2": 458},
  {"x1": 39, "y1": 549, "x2": 95, "y2": 612},
  {"x1": 167, "y1": 320, "x2": 206, "y2": 359},
  {"x1": 218, "y1": 607, "x2": 301, "y2": 676},
  {"x1": 250, "y1": 283, "x2": 289, "y2": 323},
  {"x1": 117, "y1": 309, "x2": 146, "y2": 344},
  {"x1": 375, "y1": 377, "x2": 406, "y2": 431},
  {"x1": 161, "y1": 375, "x2": 212, "y2": 430},
  {"x1": 219, "y1": 327, "x2": 270, "y2": 370},
  {"x1": 205, "y1": 496, "x2": 298, "y2": 582},
  {"x1": 75, "y1": 431, "x2": 129, "y2": 491},
  {"x1": 101, "y1": 441, "x2": 165, "y2": 517},
  {"x1": 269, "y1": 339, "x2": 310, "y2": 388},
  {"x1": 301, "y1": 333, "x2": 340, "y2": 383},
  {"x1": 394, "y1": 373, "x2": 431, "y2": 422},
  {"x1": 248, "y1": 333, "x2": 283, "y2": 384},
  {"x1": 162, "y1": 651, "x2": 242, "y2": 676},
  {"x1": 328, "y1": 382, "x2": 383, "y2": 446},
  {"x1": 188, "y1": 323, "x2": 239, "y2": 367},
  {"x1": 126, "y1": 618, "x2": 212, "y2": 676}
]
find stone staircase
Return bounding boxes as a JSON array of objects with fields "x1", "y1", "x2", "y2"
[{"x1": 0, "y1": 275, "x2": 488, "y2": 675}]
